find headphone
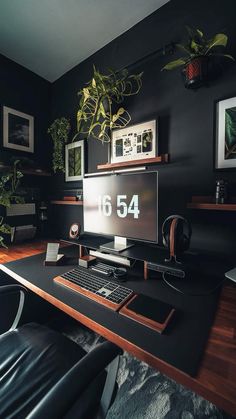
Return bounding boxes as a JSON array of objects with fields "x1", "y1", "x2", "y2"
[
  {"x1": 162, "y1": 215, "x2": 192, "y2": 263},
  {"x1": 69, "y1": 223, "x2": 81, "y2": 239}
]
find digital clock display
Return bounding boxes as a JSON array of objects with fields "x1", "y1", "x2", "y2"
[
  {"x1": 98, "y1": 194, "x2": 140, "y2": 219},
  {"x1": 83, "y1": 172, "x2": 158, "y2": 242}
]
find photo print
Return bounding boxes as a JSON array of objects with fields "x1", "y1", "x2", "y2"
[{"x1": 3, "y1": 106, "x2": 34, "y2": 153}]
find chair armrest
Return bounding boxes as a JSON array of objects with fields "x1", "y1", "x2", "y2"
[
  {"x1": 0, "y1": 285, "x2": 27, "y2": 332},
  {"x1": 27, "y1": 341, "x2": 122, "y2": 419}
]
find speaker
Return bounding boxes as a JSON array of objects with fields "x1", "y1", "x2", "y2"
[
  {"x1": 162, "y1": 215, "x2": 192, "y2": 263},
  {"x1": 69, "y1": 223, "x2": 81, "y2": 239}
]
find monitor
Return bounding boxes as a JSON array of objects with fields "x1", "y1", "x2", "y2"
[{"x1": 83, "y1": 171, "x2": 158, "y2": 251}]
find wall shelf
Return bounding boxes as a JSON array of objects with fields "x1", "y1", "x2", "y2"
[
  {"x1": 0, "y1": 164, "x2": 51, "y2": 177},
  {"x1": 50, "y1": 200, "x2": 83, "y2": 206},
  {"x1": 97, "y1": 154, "x2": 169, "y2": 170},
  {"x1": 187, "y1": 196, "x2": 236, "y2": 211}
]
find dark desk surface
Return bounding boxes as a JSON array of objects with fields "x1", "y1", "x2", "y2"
[{"x1": 0, "y1": 240, "x2": 236, "y2": 416}]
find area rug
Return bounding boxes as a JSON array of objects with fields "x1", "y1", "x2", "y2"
[{"x1": 60, "y1": 320, "x2": 233, "y2": 419}]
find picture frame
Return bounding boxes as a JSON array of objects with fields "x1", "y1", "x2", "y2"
[
  {"x1": 65, "y1": 140, "x2": 85, "y2": 182},
  {"x1": 215, "y1": 96, "x2": 236, "y2": 169},
  {"x1": 111, "y1": 119, "x2": 157, "y2": 164},
  {"x1": 3, "y1": 106, "x2": 34, "y2": 153}
]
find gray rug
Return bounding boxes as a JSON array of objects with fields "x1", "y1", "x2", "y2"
[{"x1": 61, "y1": 321, "x2": 234, "y2": 419}]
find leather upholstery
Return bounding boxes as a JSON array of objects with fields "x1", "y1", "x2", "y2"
[
  {"x1": 0, "y1": 322, "x2": 121, "y2": 419},
  {"x1": 0, "y1": 322, "x2": 86, "y2": 418},
  {"x1": 28, "y1": 340, "x2": 121, "y2": 419}
]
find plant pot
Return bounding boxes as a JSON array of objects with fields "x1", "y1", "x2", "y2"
[{"x1": 182, "y1": 56, "x2": 208, "y2": 89}]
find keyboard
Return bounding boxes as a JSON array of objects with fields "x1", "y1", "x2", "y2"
[{"x1": 54, "y1": 266, "x2": 134, "y2": 311}]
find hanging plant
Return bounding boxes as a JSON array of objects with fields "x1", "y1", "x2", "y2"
[
  {"x1": 76, "y1": 66, "x2": 143, "y2": 142},
  {"x1": 162, "y1": 27, "x2": 234, "y2": 88},
  {"x1": 0, "y1": 160, "x2": 23, "y2": 247},
  {"x1": 48, "y1": 117, "x2": 71, "y2": 173}
]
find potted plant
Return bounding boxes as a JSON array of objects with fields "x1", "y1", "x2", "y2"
[
  {"x1": 162, "y1": 27, "x2": 234, "y2": 88},
  {"x1": 0, "y1": 161, "x2": 23, "y2": 247},
  {"x1": 76, "y1": 66, "x2": 143, "y2": 142},
  {"x1": 48, "y1": 117, "x2": 70, "y2": 173}
]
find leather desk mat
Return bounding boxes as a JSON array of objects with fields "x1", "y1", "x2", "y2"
[{"x1": 2, "y1": 245, "x2": 223, "y2": 377}]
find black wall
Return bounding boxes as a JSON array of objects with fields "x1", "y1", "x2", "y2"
[
  {"x1": 50, "y1": 0, "x2": 236, "y2": 254},
  {"x1": 0, "y1": 53, "x2": 53, "y2": 237},
  {"x1": 0, "y1": 53, "x2": 51, "y2": 168}
]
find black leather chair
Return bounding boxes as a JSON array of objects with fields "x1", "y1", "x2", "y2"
[{"x1": 0, "y1": 284, "x2": 121, "y2": 419}]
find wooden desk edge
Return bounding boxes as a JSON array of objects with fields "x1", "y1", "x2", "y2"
[{"x1": 0, "y1": 263, "x2": 235, "y2": 416}]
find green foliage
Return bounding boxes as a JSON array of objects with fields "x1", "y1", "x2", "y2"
[
  {"x1": 48, "y1": 117, "x2": 71, "y2": 173},
  {"x1": 225, "y1": 107, "x2": 236, "y2": 159},
  {"x1": 76, "y1": 66, "x2": 143, "y2": 142},
  {"x1": 162, "y1": 27, "x2": 234, "y2": 71},
  {"x1": 0, "y1": 217, "x2": 11, "y2": 248},
  {"x1": 0, "y1": 160, "x2": 23, "y2": 247}
]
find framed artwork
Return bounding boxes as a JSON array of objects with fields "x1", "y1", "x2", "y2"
[
  {"x1": 111, "y1": 119, "x2": 157, "y2": 164},
  {"x1": 215, "y1": 96, "x2": 236, "y2": 169},
  {"x1": 65, "y1": 140, "x2": 84, "y2": 181},
  {"x1": 3, "y1": 106, "x2": 34, "y2": 153}
]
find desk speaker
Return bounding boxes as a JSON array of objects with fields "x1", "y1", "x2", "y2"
[{"x1": 69, "y1": 223, "x2": 81, "y2": 239}]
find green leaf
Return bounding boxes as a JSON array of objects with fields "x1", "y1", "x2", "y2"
[
  {"x1": 82, "y1": 88, "x2": 90, "y2": 103},
  {"x1": 225, "y1": 107, "x2": 236, "y2": 147},
  {"x1": 206, "y1": 33, "x2": 228, "y2": 53},
  {"x1": 191, "y1": 40, "x2": 200, "y2": 53},
  {"x1": 112, "y1": 107, "x2": 125, "y2": 123},
  {"x1": 209, "y1": 53, "x2": 235, "y2": 61},
  {"x1": 176, "y1": 43, "x2": 192, "y2": 54},
  {"x1": 89, "y1": 121, "x2": 101, "y2": 134},
  {"x1": 196, "y1": 29, "x2": 204, "y2": 38},
  {"x1": 162, "y1": 58, "x2": 187, "y2": 71},
  {"x1": 92, "y1": 78, "x2": 96, "y2": 88},
  {"x1": 99, "y1": 101, "x2": 106, "y2": 118}
]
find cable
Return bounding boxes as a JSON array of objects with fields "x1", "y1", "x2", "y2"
[{"x1": 162, "y1": 272, "x2": 226, "y2": 296}]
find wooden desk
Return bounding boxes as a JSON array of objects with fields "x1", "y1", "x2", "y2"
[{"x1": 0, "y1": 240, "x2": 236, "y2": 416}]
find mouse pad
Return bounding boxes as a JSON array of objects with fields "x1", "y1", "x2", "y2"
[
  {"x1": 120, "y1": 294, "x2": 175, "y2": 333},
  {"x1": 124, "y1": 294, "x2": 174, "y2": 324}
]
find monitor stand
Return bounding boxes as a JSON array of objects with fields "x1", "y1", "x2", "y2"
[{"x1": 100, "y1": 236, "x2": 134, "y2": 253}]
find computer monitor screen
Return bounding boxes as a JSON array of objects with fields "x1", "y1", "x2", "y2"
[{"x1": 83, "y1": 171, "x2": 158, "y2": 243}]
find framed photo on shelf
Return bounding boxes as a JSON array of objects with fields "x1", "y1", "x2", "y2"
[
  {"x1": 110, "y1": 119, "x2": 157, "y2": 164},
  {"x1": 215, "y1": 96, "x2": 236, "y2": 169},
  {"x1": 3, "y1": 106, "x2": 34, "y2": 153},
  {"x1": 65, "y1": 140, "x2": 85, "y2": 181}
]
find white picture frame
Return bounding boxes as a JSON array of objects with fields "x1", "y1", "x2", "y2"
[
  {"x1": 111, "y1": 119, "x2": 157, "y2": 164},
  {"x1": 65, "y1": 140, "x2": 84, "y2": 182},
  {"x1": 215, "y1": 96, "x2": 236, "y2": 169},
  {"x1": 3, "y1": 106, "x2": 34, "y2": 153}
]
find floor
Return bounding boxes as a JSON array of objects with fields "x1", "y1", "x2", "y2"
[{"x1": 51, "y1": 315, "x2": 233, "y2": 419}]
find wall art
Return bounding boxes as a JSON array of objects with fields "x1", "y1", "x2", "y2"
[
  {"x1": 65, "y1": 140, "x2": 84, "y2": 181},
  {"x1": 111, "y1": 119, "x2": 157, "y2": 164},
  {"x1": 216, "y1": 96, "x2": 236, "y2": 169},
  {"x1": 3, "y1": 106, "x2": 34, "y2": 153}
]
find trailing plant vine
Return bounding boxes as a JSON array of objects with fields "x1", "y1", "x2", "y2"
[
  {"x1": 76, "y1": 66, "x2": 143, "y2": 142},
  {"x1": 48, "y1": 117, "x2": 71, "y2": 173},
  {"x1": 0, "y1": 160, "x2": 23, "y2": 247}
]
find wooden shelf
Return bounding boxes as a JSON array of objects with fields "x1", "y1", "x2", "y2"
[
  {"x1": 97, "y1": 154, "x2": 169, "y2": 170},
  {"x1": 187, "y1": 196, "x2": 236, "y2": 211},
  {"x1": 0, "y1": 164, "x2": 51, "y2": 177},
  {"x1": 50, "y1": 200, "x2": 83, "y2": 206}
]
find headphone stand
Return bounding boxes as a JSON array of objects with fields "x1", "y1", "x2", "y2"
[{"x1": 165, "y1": 254, "x2": 182, "y2": 264}]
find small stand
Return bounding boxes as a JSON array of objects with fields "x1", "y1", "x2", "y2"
[
  {"x1": 44, "y1": 243, "x2": 65, "y2": 266},
  {"x1": 100, "y1": 236, "x2": 134, "y2": 253},
  {"x1": 44, "y1": 254, "x2": 65, "y2": 266}
]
